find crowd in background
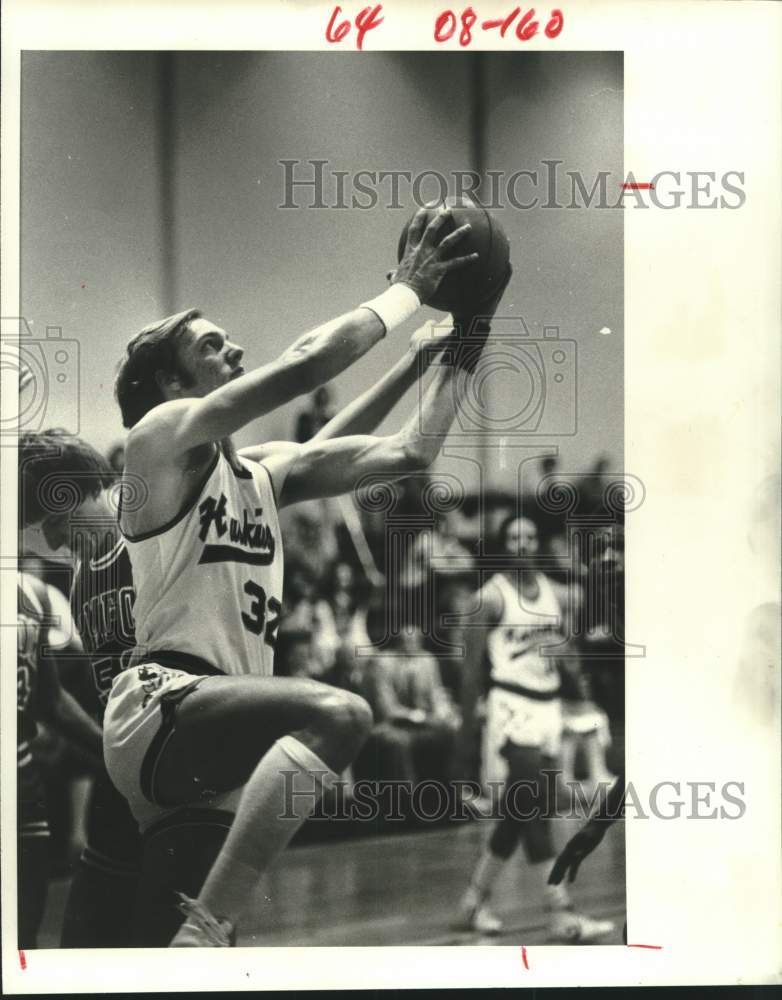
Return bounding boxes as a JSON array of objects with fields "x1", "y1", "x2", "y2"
[{"x1": 20, "y1": 387, "x2": 626, "y2": 871}]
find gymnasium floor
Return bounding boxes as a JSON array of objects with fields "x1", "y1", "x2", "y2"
[{"x1": 37, "y1": 816, "x2": 626, "y2": 948}]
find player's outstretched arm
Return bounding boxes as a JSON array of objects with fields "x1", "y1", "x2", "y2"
[
  {"x1": 131, "y1": 209, "x2": 476, "y2": 458},
  {"x1": 268, "y1": 259, "x2": 511, "y2": 503},
  {"x1": 548, "y1": 773, "x2": 626, "y2": 885},
  {"x1": 309, "y1": 316, "x2": 456, "y2": 442},
  {"x1": 270, "y1": 357, "x2": 470, "y2": 507},
  {"x1": 238, "y1": 316, "x2": 456, "y2": 464}
]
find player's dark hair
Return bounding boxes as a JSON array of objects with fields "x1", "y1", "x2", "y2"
[
  {"x1": 114, "y1": 308, "x2": 201, "y2": 428},
  {"x1": 18, "y1": 429, "x2": 114, "y2": 528}
]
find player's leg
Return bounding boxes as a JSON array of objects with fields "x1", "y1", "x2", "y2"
[
  {"x1": 151, "y1": 674, "x2": 373, "y2": 802},
  {"x1": 509, "y1": 746, "x2": 614, "y2": 943},
  {"x1": 459, "y1": 739, "x2": 538, "y2": 935},
  {"x1": 132, "y1": 807, "x2": 233, "y2": 946},
  {"x1": 17, "y1": 831, "x2": 49, "y2": 949},
  {"x1": 125, "y1": 673, "x2": 372, "y2": 945},
  {"x1": 17, "y1": 766, "x2": 50, "y2": 949},
  {"x1": 60, "y1": 770, "x2": 142, "y2": 948}
]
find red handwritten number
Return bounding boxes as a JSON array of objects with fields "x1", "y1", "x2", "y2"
[
  {"x1": 460, "y1": 7, "x2": 477, "y2": 45},
  {"x1": 437, "y1": 6, "x2": 562, "y2": 44},
  {"x1": 326, "y1": 6, "x2": 350, "y2": 43},
  {"x1": 499, "y1": 7, "x2": 521, "y2": 37},
  {"x1": 434, "y1": 10, "x2": 457, "y2": 42},
  {"x1": 356, "y1": 5, "x2": 384, "y2": 50},
  {"x1": 516, "y1": 8, "x2": 539, "y2": 40},
  {"x1": 326, "y1": 5, "x2": 383, "y2": 49},
  {"x1": 544, "y1": 8, "x2": 564, "y2": 37}
]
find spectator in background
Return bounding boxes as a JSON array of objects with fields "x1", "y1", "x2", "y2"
[
  {"x1": 523, "y1": 454, "x2": 568, "y2": 556},
  {"x1": 295, "y1": 385, "x2": 337, "y2": 444},
  {"x1": 356, "y1": 626, "x2": 460, "y2": 795},
  {"x1": 581, "y1": 453, "x2": 612, "y2": 517},
  {"x1": 280, "y1": 505, "x2": 338, "y2": 585},
  {"x1": 274, "y1": 628, "x2": 315, "y2": 679},
  {"x1": 322, "y1": 560, "x2": 362, "y2": 639},
  {"x1": 281, "y1": 559, "x2": 341, "y2": 677}
]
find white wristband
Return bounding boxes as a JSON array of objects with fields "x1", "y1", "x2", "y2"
[{"x1": 360, "y1": 283, "x2": 421, "y2": 335}]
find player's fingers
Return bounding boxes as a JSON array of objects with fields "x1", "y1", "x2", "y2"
[
  {"x1": 436, "y1": 223, "x2": 472, "y2": 256},
  {"x1": 567, "y1": 855, "x2": 584, "y2": 884},
  {"x1": 441, "y1": 251, "x2": 480, "y2": 272},
  {"x1": 420, "y1": 206, "x2": 452, "y2": 247},
  {"x1": 548, "y1": 857, "x2": 567, "y2": 885},
  {"x1": 386, "y1": 268, "x2": 398, "y2": 284},
  {"x1": 405, "y1": 206, "x2": 430, "y2": 247}
]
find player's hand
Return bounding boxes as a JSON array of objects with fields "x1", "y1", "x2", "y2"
[
  {"x1": 393, "y1": 205, "x2": 479, "y2": 305},
  {"x1": 407, "y1": 316, "x2": 456, "y2": 356},
  {"x1": 547, "y1": 819, "x2": 608, "y2": 885}
]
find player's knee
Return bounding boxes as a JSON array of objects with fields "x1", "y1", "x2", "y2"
[{"x1": 315, "y1": 689, "x2": 373, "y2": 749}]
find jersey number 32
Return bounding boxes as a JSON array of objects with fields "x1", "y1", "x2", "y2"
[{"x1": 241, "y1": 579, "x2": 282, "y2": 647}]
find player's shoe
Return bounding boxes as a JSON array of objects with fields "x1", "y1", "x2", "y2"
[
  {"x1": 170, "y1": 893, "x2": 235, "y2": 947},
  {"x1": 548, "y1": 908, "x2": 614, "y2": 943},
  {"x1": 458, "y1": 886, "x2": 503, "y2": 935}
]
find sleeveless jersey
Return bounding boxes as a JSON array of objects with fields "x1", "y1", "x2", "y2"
[
  {"x1": 70, "y1": 535, "x2": 136, "y2": 719},
  {"x1": 123, "y1": 449, "x2": 283, "y2": 678},
  {"x1": 485, "y1": 572, "x2": 564, "y2": 698}
]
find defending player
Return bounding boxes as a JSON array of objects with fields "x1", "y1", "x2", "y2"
[
  {"x1": 18, "y1": 431, "x2": 229, "y2": 947},
  {"x1": 17, "y1": 450, "x2": 104, "y2": 946},
  {"x1": 458, "y1": 515, "x2": 614, "y2": 942},
  {"x1": 102, "y1": 208, "x2": 503, "y2": 946}
]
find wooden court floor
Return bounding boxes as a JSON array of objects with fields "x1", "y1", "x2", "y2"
[{"x1": 38, "y1": 815, "x2": 625, "y2": 948}]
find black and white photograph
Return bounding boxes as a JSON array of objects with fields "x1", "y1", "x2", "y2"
[
  {"x1": 13, "y1": 46, "x2": 626, "y2": 951},
  {"x1": 2, "y1": 0, "x2": 780, "y2": 991}
]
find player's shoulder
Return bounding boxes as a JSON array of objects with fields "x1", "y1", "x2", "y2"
[
  {"x1": 478, "y1": 574, "x2": 505, "y2": 622},
  {"x1": 546, "y1": 575, "x2": 581, "y2": 611},
  {"x1": 125, "y1": 399, "x2": 192, "y2": 453}
]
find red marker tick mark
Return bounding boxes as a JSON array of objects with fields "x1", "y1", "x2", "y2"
[
  {"x1": 18, "y1": 949, "x2": 27, "y2": 970},
  {"x1": 622, "y1": 183, "x2": 654, "y2": 190},
  {"x1": 627, "y1": 943, "x2": 662, "y2": 949},
  {"x1": 521, "y1": 945, "x2": 530, "y2": 969}
]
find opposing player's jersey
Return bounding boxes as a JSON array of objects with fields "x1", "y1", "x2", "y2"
[
  {"x1": 485, "y1": 572, "x2": 564, "y2": 698},
  {"x1": 70, "y1": 535, "x2": 136, "y2": 718},
  {"x1": 123, "y1": 449, "x2": 283, "y2": 678},
  {"x1": 17, "y1": 573, "x2": 46, "y2": 751}
]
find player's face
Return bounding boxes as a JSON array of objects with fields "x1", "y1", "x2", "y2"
[
  {"x1": 37, "y1": 490, "x2": 115, "y2": 556},
  {"x1": 175, "y1": 318, "x2": 245, "y2": 396},
  {"x1": 503, "y1": 517, "x2": 539, "y2": 562}
]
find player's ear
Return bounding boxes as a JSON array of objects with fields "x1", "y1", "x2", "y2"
[{"x1": 155, "y1": 368, "x2": 183, "y2": 395}]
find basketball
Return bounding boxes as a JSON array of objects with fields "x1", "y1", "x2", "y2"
[{"x1": 397, "y1": 196, "x2": 510, "y2": 314}]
